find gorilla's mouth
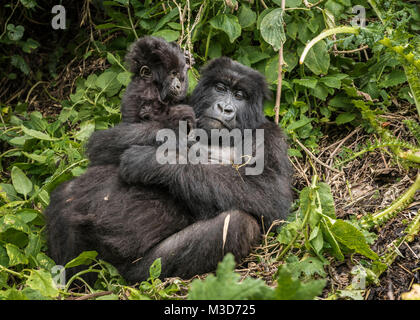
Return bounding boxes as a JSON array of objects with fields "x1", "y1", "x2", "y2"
[{"x1": 200, "y1": 116, "x2": 233, "y2": 130}]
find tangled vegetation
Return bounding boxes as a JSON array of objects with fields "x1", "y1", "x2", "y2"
[{"x1": 0, "y1": 0, "x2": 419, "y2": 300}]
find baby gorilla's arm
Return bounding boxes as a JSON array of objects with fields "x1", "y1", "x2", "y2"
[
  {"x1": 86, "y1": 105, "x2": 196, "y2": 167},
  {"x1": 86, "y1": 121, "x2": 165, "y2": 166}
]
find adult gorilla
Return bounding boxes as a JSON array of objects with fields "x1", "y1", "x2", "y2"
[{"x1": 46, "y1": 57, "x2": 292, "y2": 283}]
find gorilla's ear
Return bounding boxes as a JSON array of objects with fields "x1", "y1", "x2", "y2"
[
  {"x1": 125, "y1": 36, "x2": 164, "y2": 75},
  {"x1": 125, "y1": 37, "x2": 151, "y2": 74}
]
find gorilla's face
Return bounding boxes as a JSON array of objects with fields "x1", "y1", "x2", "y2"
[
  {"x1": 158, "y1": 65, "x2": 189, "y2": 103},
  {"x1": 198, "y1": 81, "x2": 249, "y2": 131},
  {"x1": 126, "y1": 36, "x2": 189, "y2": 103},
  {"x1": 190, "y1": 57, "x2": 271, "y2": 134}
]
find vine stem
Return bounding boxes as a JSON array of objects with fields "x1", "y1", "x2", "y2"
[
  {"x1": 126, "y1": 4, "x2": 138, "y2": 40},
  {"x1": 299, "y1": 26, "x2": 359, "y2": 65},
  {"x1": 274, "y1": 0, "x2": 286, "y2": 125},
  {"x1": 362, "y1": 173, "x2": 420, "y2": 228}
]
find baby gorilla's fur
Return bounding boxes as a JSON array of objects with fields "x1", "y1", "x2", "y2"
[{"x1": 86, "y1": 36, "x2": 195, "y2": 166}]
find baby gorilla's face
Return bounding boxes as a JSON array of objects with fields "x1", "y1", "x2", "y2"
[{"x1": 159, "y1": 63, "x2": 188, "y2": 103}]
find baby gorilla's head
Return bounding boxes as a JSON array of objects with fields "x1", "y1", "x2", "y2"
[{"x1": 125, "y1": 36, "x2": 189, "y2": 103}]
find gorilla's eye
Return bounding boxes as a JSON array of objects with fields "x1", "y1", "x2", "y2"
[
  {"x1": 171, "y1": 70, "x2": 179, "y2": 77},
  {"x1": 140, "y1": 66, "x2": 152, "y2": 78},
  {"x1": 234, "y1": 90, "x2": 245, "y2": 100},
  {"x1": 215, "y1": 83, "x2": 227, "y2": 92}
]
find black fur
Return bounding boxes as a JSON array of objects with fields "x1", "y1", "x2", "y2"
[
  {"x1": 45, "y1": 57, "x2": 293, "y2": 284},
  {"x1": 86, "y1": 36, "x2": 193, "y2": 166}
]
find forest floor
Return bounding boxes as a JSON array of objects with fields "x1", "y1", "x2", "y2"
[{"x1": 4, "y1": 53, "x2": 419, "y2": 301}]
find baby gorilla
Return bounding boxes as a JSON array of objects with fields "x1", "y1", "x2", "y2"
[
  {"x1": 86, "y1": 36, "x2": 195, "y2": 166},
  {"x1": 45, "y1": 36, "x2": 195, "y2": 283}
]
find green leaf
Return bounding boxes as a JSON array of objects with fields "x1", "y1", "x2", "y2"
[
  {"x1": 152, "y1": 29, "x2": 180, "y2": 42},
  {"x1": 96, "y1": 71, "x2": 122, "y2": 97},
  {"x1": 283, "y1": 256, "x2": 327, "y2": 278},
  {"x1": 22, "y1": 151, "x2": 47, "y2": 163},
  {"x1": 188, "y1": 254, "x2": 273, "y2": 299},
  {"x1": 19, "y1": 0, "x2": 36, "y2": 8},
  {"x1": 11, "y1": 55, "x2": 30, "y2": 75},
  {"x1": 22, "y1": 38, "x2": 40, "y2": 53},
  {"x1": 320, "y1": 76, "x2": 342, "y2": 89},
  {"x1": 25, "y1": 233, "x2": 42, "y2": 257},
  {"x1": 260, "y1": 8, "x2": 286, "y2": 51},
  {"x1": 74, "y1": 121, "x2": 95, "y2": 141},
  {"x1": 335, "y1": 112, "x2": 356, "y2": 125},
  {"x1": 7, "y1": 24, "x2": 24, "y2": 41},
  {"x1": 16, "y1": 209, "x2": 39, "y2": 223},
  {"x1": 0, "y1": 288, "x2": 28, "y2": 300},
  {"x1": 209, "y1": 14, "x2": 242, "y2": 43},
  {"x1": 274, "y1": 267, "x2": 326, "y2": 300},
  {"x1": 293, "y1": 78, "x2": 318, "y2": 89},
  {"x1": 154, "y1": 8, "x2": 179, "y2": 32},
  {"x1": 117, "y1": 71, "x2": 132, "y2": 86},
  {"x1": 379, "y1": 69, "x2": 407, "y2": 88},
  {"x1": 287, "y1": 116, "x2": 312, "y2": 131},
  {"x1": 317, "y1": 182, "x2": 336, "y2": 218},
  {"x1": 65, "y1": 251, "x2": 98, "y2": 268},
  {"x1": 0, "y1": 214, "x2": 30, "y2": 234},
  {"x1": 299, "y1": 40, "x2": 330, "y2": 75},
  {"x1": 320, "y1": 218, "x2": 344, "y2": 260},
  {"x1": 11, "y1": 166, "x2": 33, "y2": 196},
  {"x1": 5, "y1": 243, "x2": 29, "y2": 266},
  {"x1": 21, "y1": 125, "x2": 57, "y2": 141},
  {"x1": 26, "y1": 269, "x2": 59, "y2": 298},
  {"x1": 238, "y1": 4, "x2": 256, "y2": 28},
  {"x1": 148, "y1": 258, "x2": 161, "y2": 280},
  {"x1": 330, "y1": 220, "x2": 379, "y2": 260}
]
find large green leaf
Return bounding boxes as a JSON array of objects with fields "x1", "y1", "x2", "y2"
[
  {"x1": 188, "y1": 254, "x2": 272, "y2": 299},
  {"x1": 330, "y1": 220, "x2": 379, "y2": 260},
  {"x1": 273, "y1": 267, "x2": 326, "y2": 300},
  {"x1": 21, "y1": 125, "x2": 57, "y2": 141},
  {"x1": 299, "y1": 40, "x2": 330, "y2": 75},
  {"x1": 11, "y1": 166, "x2": 33, "y2": 197},
  {"x1": 5, "y1": 243, "x2": 29, "y2": 266},
  {"x1": 26, "y1": 269, "x2": 59, "y2": 298},
  {"x1": 96, "y1": 71, "x2": 122, "y2": 97},
  {"x1": 152, "y1": 29, "x2": 180, "y2": 42},
  {"x1": 209, "y1": 14, "x2": 241, "y2": 43},
  {"x1": 0, "y1": 214, "x2": 31, "y2": 234},
  {"x1": 238, "y1": 4, "x2": 256, "y2": 28},
  {"x1": 65, "y1": 250, "x2": 98, "y2": 268},
  {"x1": 260, "y1": 8, "x2": 286, "y2": 51}
]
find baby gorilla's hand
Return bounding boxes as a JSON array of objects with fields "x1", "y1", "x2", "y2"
[{"x1": 167, "y1": 104, "x2": 196, "y2": 134}]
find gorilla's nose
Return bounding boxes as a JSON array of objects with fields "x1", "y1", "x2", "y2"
[
  {"x1": 171, "y1": 78, "x2": 182, "y2": 93},
  {"x1": 214, "y1": 102, "x2": 235, "y2": 121}
]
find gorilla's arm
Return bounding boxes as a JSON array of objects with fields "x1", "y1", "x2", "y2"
[
  {"x1": 86, "y1": 105, "x2": 195, "y2": 166},
  {"x1": 86, "y1": 121, "x2": 165, "y2": 166},
  {"x1": 119, "y1": 122, "x2": 292, "y2": 226}
]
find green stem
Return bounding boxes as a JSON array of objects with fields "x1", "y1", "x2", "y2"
[
  {"x1": 299, "y1": 26, "x2": 360, "y2": 65},
  {"x1": 204, "y1": 27, "x2": 213, "y2": 61},
  {"x1": 361, "y1": 173, "x2": 420, "y2": 228}
]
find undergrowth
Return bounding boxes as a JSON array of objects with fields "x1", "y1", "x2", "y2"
[{"x1": 0, "y1": 0, "x2": 419, "y2": 300}]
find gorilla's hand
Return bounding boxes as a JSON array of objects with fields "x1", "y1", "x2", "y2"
[{"x1": 167, "y1": 104, "x2": 196, "y2": 133}]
